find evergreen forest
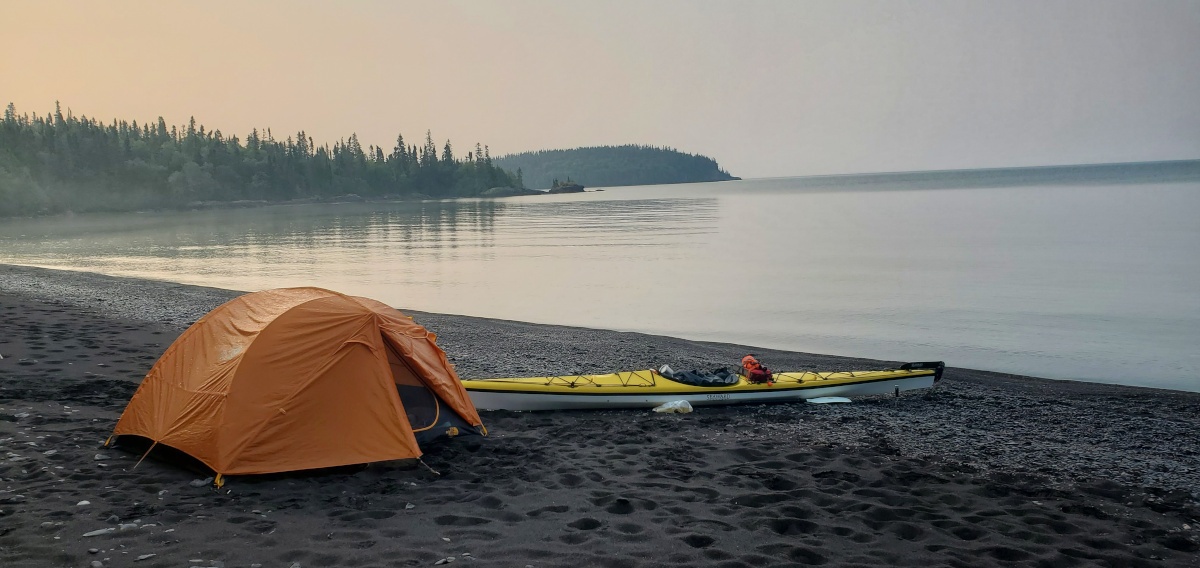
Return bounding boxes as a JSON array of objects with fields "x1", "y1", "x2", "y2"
[
  {"x1": 493, "y1": 145, "x2": 736, "y2": 190},
  {"x1": 0, "y1": 102, "x2": 517, "y2": 217}
]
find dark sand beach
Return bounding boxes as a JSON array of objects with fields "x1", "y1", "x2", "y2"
[{"x1": 1, "y1": 264, "x2": 1197, "y2": 567}]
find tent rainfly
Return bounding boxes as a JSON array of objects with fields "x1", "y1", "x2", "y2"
[{"x1": 108, "y1": 287, "x2": 485, "y2": 485}]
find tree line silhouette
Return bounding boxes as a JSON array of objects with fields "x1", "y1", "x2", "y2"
[
  {"x1": 0, "y1": 102, "x2": 517, "y2": 217},
  {"x1": 493, "y1": 144, "x2": 735, "y2": 190}
]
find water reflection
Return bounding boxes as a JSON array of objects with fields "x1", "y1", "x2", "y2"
[{"x1": 0, "y1": 193, "x2": 720, "y2": 283}]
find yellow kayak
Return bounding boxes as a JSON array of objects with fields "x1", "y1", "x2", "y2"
[{"x1": 462, "y1": 362, "x2": 944, "y2": 411}]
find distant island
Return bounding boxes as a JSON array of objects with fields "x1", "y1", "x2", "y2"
[
  {"x1": 547, "y1": 179, "x2": 585, "y2": 193},
  {"x1": 493, "y1": 145, "x2": 738, "y2": 190},
  {"x1": 0, "y1": 102, "x2": 519, "y2": 217}
]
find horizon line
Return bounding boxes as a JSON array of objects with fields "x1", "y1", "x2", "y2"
[{"x1": 743, "y1": 158, "x2": 1200, "y2": 182}]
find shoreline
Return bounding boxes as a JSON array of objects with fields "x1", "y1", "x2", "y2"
[
  {"x1": 2, "y1": 264, "x2": 1198, "y2": 566},
  {"x1": 0, "y1": 263, "x2": 1192, "y2": 395},
  {"x1": 6, "y1": 158, "x2": 1195, "y2": 221}
]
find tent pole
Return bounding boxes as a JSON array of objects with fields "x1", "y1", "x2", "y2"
[{"x1": 132, "y1": 441, "x2": 159, "y2": 469}]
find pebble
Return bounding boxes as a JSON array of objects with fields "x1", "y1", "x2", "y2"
[
  {"x1": 251, "y1": 564, "x2": 262, "y2": 568},
  {"x1": 435, "y1": 558, "x2": 456, "y2": 565},
  {"x1": 106, "y1": 515, "x2": 119, "y2": 523},
  {"x1": 405, "y1": 502, "x2": 415, "y2": 509},
  {"x1": 83, "y1": 528, "x2": 116, "y2": 537},
  {"x1": 93, "y1": 453, "x2": 107, "y2": 460},
  {"x1": 290, "y1": 563, "x2": 302, "y2": 568},
  {"x1": 190, "y1": 477, "x2": 214, "y2": 487},
  {"x1": 134, "y1": 554, "x2": 156, "y2": 561},
  {"x1": 88, "y1": 548, "x2": 99, "y2": 554},
  {"x1": 77, "y1": 500, "x2": 91, "y2": 506},
  {"x1": 90, "y1": 562, "x2": 103, "y2": 568},
  {"x1": 118, "y1": 523, "x2": 139, "y2": 531}
]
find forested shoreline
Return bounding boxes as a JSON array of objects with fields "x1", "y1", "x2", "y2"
[
  {"x1": 0, "y1": 102, "x2": 517, "y2": 217},
  {"x1": 494, "y1": 145, "x2": 736, "y2": 189}
]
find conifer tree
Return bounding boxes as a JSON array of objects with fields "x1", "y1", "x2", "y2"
[{"x1": 420, "y1": 130, "x2": 438, "y2": 167}]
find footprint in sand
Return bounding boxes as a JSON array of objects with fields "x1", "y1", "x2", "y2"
[
  {"x1": 985, "y1": 546, "x2": 1034, "y2": 562},
  {"x1": 889, "y1": 522, "x2": 925, "y2": 541},
  {"x1": 558, "y1": 532, "x2": 589, "y2": 544},
  {"x1": 525, "y1": 505, "x2": 569, "y2": 517},
  {"x1": 614, "y1": 522, "x2": 643, "y2": 534},
  {"x1": 812, "y1": 469, "x2": 861, "y2": 483},
  {"x1": 566, "y1": 517, "x2": 601, "y2": 530},
  {"x1": 474, "y1": 495, "x2": 503, "y2": 510},
  {"x1": 784, "y1": 546, "x2": 828, "y2": 565},
  {"x1": 433, "y1": 514, "x2": 491, "y2": 527},
  {"x1": 766, "y1": 518, "x2": 818, "y2": 536},
  {"x1": 681, "y1": 534, "x2": 714, "y2": 548},
  {"x1": 948, "y1": 524, "x2": 986, "y2": 541},
  {"x1": 558, "y1": 473, "x2": 584, "y2": 487},
  {"x1": 605, "y1": 499, "x2": 635, "y2": 514}
]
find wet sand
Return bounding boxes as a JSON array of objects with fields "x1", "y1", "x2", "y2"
[{"x1": 1, "y1": 265, "x2": 1198, "y2": 567}]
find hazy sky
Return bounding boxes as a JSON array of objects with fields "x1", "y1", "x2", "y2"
[{"x1": 4, "y1": 0, "x2": 1198, "y2": 178}]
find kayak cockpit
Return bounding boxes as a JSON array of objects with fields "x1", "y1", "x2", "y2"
[{"x1": 656, "y1": 365, "x2": 742, "y2": 388}]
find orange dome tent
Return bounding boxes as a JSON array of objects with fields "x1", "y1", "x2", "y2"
[{"x1": 108, "y1": 287, "x2": 484, "y2": 483}]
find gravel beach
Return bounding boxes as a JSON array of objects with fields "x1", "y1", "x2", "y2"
[{"x1": 1, "y1": 264, "x2": 1197, "y2": 567}]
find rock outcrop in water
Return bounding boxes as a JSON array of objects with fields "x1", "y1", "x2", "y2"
[{"x1": 547, "y1": 180, "x2": 585, "y2": 194}]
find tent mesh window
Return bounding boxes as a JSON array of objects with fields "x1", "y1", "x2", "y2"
[{"x1": 384, "y1": 341, "x2": 441, "y2": 432}]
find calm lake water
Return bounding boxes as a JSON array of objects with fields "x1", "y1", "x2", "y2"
[{"x1": 2, "y1": 177, "x2": 1198, "y2": 392}]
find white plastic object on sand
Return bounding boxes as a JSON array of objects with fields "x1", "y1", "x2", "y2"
[
  {"x1": 807, "y1": 397, "x2": 852, "y2": 404},
  {"x1": 652, "y1": 400, "x2": 693, "y2": 413}
]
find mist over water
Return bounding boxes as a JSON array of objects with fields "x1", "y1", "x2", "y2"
[{"x1": 2, "y1": 177, "x2": 1197, "y2": 392}]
